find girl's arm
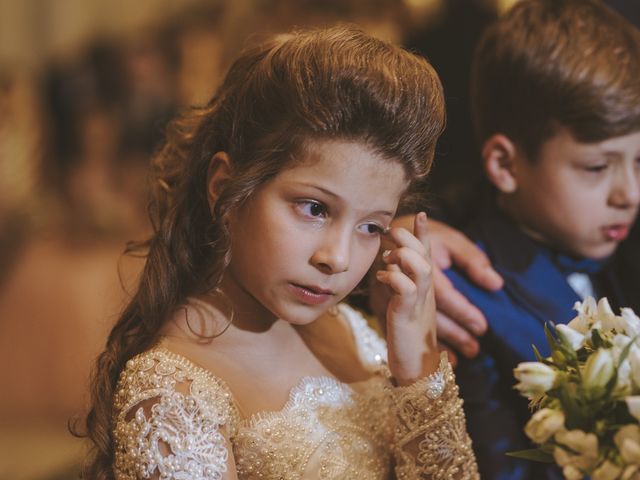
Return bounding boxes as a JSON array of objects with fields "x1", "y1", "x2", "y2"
[
  {"x1": 376, "y1": 212, "x2": 440, "y2": 384},
  {"x1": 375, "y1": 213, "x2": 480, "y2": 479}
]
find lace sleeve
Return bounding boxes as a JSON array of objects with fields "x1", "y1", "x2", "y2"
[
  {"x1": 392, "y1": 352, "x2": 480, "y2": 480},
  {"x1": 112, "y1": 350, "x2": 239, "y2": 480}
]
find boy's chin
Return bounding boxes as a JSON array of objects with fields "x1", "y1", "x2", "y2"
[{"x1": 572, "y1": 242, "x2": 618, "y2": 261}]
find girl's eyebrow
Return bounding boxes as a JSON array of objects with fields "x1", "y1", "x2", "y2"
[
  {"x1": 293, "y1": 182, "x2": 394, "y2": 217},
  {"x1": 296, "y1": 182, "x2": 339, "y2": 199}
]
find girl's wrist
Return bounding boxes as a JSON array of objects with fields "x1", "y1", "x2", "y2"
[{"x1": 391, "y1": 344, "x2": 441, "y2": 386}]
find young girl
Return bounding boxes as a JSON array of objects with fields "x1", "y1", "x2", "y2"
[{"x1": 82, "y1": 26, "x2": 479, "y2": 480}]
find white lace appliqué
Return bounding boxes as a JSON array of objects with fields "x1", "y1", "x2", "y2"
[{"x1": 113, "y1": 350, "x2": 238, "y2": 480}]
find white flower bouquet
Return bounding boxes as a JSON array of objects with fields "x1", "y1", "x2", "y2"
[{"x1": 511, "y1": 297, "x2": 640, "y2": 480}]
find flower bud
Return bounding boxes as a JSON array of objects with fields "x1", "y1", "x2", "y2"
[
  {"x1": 614, "y1": 425, "x2": 640, "y2": 464},
  {"x1": 554, "y1": 430, "x2": 599, "y2": 474},
  {"x1": 626, "y1": 396, "x2": 640, "y2": 422},
  {"x1": 555, "y1": 430, "x2": 599, "y2": 459},
  {"x1": 583, "y1": 349, "x2": 615, "y2": 390},
  {"x1": 592, "y1": 460, "x2": 622, "y2": 480},
  {"x1": 525, "y1": 408, "x2": 565, "y2": 443},
  {"x1": 562, "y1": 465, "x2": 584, "y2": 480},
  {"x1": 556, "y1": 324, "x2": 585, "y2": 351},
  {"x1": 514, "y1": 362, "x2": 557, "y2": 398}
]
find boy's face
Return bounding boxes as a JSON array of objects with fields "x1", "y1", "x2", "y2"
[{"x1": 506, "y1": 128, "x2": 640, "y2": 259}]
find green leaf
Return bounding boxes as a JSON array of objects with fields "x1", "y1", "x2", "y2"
[
  {"x1": 551, "y1": 349, "x2": 567, "y2": 367},
  {"x1": 560, "y1": 383, "x2": 592, "y2": 430},
  {"x1": 532, "y1": 344, "x2": 545, "y2": 363},
  {"x1": 619, "y1": 335, "x2": 638, "y2": 365},
  {"x1": 545, "y1": 323, "x2": 558, "y2": 350},
  {"x1": 506, "y1": 449, "x2": 554, "y2": 463}
]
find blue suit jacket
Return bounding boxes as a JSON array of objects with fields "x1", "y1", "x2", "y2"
[{"x1": 445, "y1": 207, "x2": 625, "y2": 480}]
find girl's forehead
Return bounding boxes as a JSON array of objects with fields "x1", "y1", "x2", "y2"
[
  {"x1": 282, "y1": 138, "x2": 408, "y2": 181},
  {"x1": 266, "y1": 140, "x2": 410, "y2": 211}
]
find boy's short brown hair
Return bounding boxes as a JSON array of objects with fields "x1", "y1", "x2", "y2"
[{"x1": 471, "y1": 0, "x2": 640, "y2": 160}]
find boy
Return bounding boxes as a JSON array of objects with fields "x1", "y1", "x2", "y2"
[{"x1": 445, "y1": 0, "x2": 640, "y2": 478}]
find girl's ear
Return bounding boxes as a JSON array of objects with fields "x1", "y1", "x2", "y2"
[
  {"x1": 482, "y1": 134, "x2": 518, "y2": 193},
  {"x1": 207, "y1": 152, "x2": 232, "y2": 209}
]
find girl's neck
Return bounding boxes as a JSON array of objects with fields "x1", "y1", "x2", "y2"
[{"x1": 217, "y1": 271, "x2": 280, "y2": 333}]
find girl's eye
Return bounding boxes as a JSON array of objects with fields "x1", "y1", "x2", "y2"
[
  {"x1": 297, "y1": 200, "x2": 327, "y2": 218},
  {"x1": 358, "y1": 223, "x2": 386, "y2": 236}
]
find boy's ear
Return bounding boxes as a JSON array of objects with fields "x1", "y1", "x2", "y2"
[
  {"x1": 207, "y1": 152, "x2": 232, "y2": 209},
  {"x1": 482, "y1": 134, "x2": 518, "y2": 193}
]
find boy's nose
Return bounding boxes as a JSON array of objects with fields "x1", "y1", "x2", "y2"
[
  {"x1": 310, "y1": 228, "x2": 350, "y2": 274},
  {"x1": 609, "y1": 170, "x2": 640, "y2": 209}
]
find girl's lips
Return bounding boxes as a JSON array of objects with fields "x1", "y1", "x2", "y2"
[
  {"x1": 602, "y1": 224, "x2": 630, "y2": 241},
  {"x1": 287, "y1": 283, "x2": 335, "y2": 305}
]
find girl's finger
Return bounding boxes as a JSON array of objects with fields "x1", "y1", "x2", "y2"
[
  {"x1": 413, "y1": 211, "x2": 431, "y2": 259},
  {"x1": 381, "y1": 247, "x2": 432, "y2": 296},
  {"x1": 375, "y1": 269, "x2": 417, "y2": 314},
  {"x1": 386, "y1": 227, "x2": 427, "y2": 258}
]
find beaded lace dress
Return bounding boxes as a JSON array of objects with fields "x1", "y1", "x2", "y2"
[{"x1": 112, "y1": 304, "x2": 479, "y2": 479}]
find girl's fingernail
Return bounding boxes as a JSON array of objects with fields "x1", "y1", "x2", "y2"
[
  {"x1": 419, "y1": 211, "x2": 428, "y2": 223},
  {"x1": 382, "y1": 249, "x2": 391, "y2": 259},
  {"x1": 376, "y1": 270, "x2": 385, "y2": 280}
]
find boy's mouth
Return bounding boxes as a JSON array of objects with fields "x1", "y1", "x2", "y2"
[{"x1": 602, "y1": 224, "x2": 630, "y2": 241}]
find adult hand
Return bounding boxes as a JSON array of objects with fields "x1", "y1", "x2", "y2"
[{"x1": 428, "y1": 219, "x2": 502, "y2": 364}]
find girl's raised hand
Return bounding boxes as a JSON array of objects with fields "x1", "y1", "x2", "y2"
[{"x1": 375, "y1": 212, "x2": 440, "y2": 386}]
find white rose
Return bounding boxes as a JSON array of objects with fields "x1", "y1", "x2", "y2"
[
  {"x1": 592, "y1": 460, "x2": 623, "y2": 480},
  {"x1": 626, "y1": 397, "x2": 640, "y2": 422},
  {"x1": 583, "y1": 349, "x2": 615, "y2": 390},
  {"x1": 617, "y1": 359, "x2": 632, "y2": 393},
  {"x1": 615, "y1": 425, "x2": 640, "y2": 465},
  {"x1": 614, "y1": 333, "x2": 634, "y2": 352},
  {"x1": 514, "y1": 362, "x2": 557, "y2": 398},
  {"x1": 556, "y1": 324, "x2": 586, "y2": 351},
  {"x1": 525, "y1": 408, "x2": 565, "y2": 443},
  {"x1": 629, "y1": 348, "x2": 640, "y2": 391},
  {"x1": 598, "y1": 298, "x2": 621, "y2": 332},
  {"x1": 569, "y1": 297, "x2": 598, "y2": 333},
  {"x1": 621, "y1": 308, "x2": 640, "y2": 338},
  {"x1": 598, "y1": 297, "x2": 615, "y2": 316}
]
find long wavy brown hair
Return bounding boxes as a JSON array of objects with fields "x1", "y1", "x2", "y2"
[{"x1": 78, "y1": 25, "x2": 445, "y2": 479}]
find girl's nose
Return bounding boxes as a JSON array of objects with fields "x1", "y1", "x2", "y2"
[{"x1": 310, "y1": 229, "x2": 350, "y2": 274}]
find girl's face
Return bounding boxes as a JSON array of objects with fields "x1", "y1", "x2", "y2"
[{"x1": 223, "y1": 139, "x2": 409, "y2": 326}]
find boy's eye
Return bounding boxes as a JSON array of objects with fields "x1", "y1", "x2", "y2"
[
  {"x1": 297, "y1": 200, "x2": 327, "y2": 218},
  {"x1": 357, "y1": 223, "x2": 386, "y2": 236},
  {"x1": 584, "y1": 164, "x2": 608, "y2": 173}
]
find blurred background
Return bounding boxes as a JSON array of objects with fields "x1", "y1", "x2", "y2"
[{"x1": 4, "y1": 0, "x2": 636, "y2": 478}]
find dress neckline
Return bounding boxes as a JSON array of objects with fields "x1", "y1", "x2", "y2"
[{"x1": 150, "y1": 345, "x2": 385, "y2": 428}]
